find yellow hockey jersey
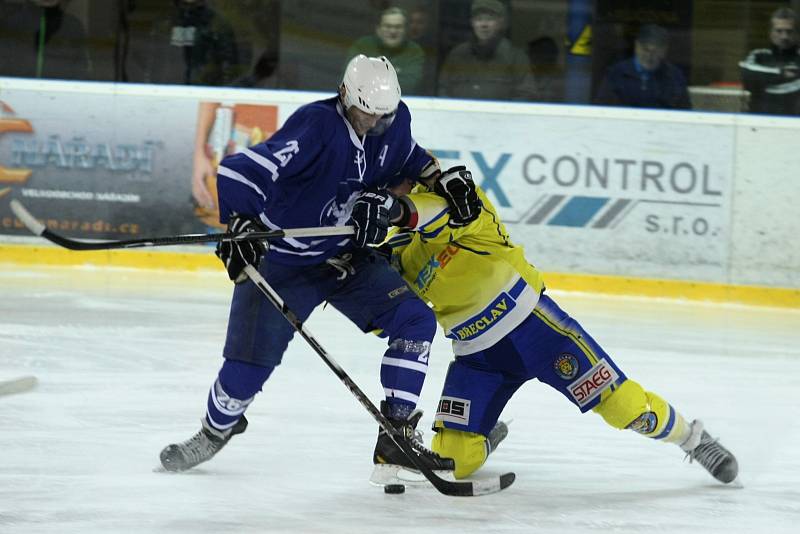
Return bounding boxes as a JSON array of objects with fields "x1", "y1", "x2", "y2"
[{"x1": 387, "y1": 187, "x2": 545, "y2": 356}]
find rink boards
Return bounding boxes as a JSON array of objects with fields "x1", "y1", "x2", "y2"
[{"x1": 0, "y1": 78, "x2": 798, "y2": 307}]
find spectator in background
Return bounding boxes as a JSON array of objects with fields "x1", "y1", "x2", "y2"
[
  {"x1": 0, "y1": 0, "x2": 91, "y2": 80},
  {"x1": 528, "y1": 36, "x2": 564, "y2": 102},
  {"x1": 739, "y1": 7, "x2": 800, "y2": 115},
  {"x1": 129, "y1": 0, "x2": 243, "y2": 86},
  {"x1": 406, "y1": 3, "x2": 437, "y2": 95},
  {"x1": 594, "y1": 24, "x2": 690, "y2": 109},
  {"x1": 408, "y1": 4, "x2": 431, "y2": 44},
  {"x1": 234, "y1": 50, "x2": 279, "y2": 88},
  {"x1": 438, "y1": 0, "x2": 536, "y2": 101},
  {"x1": 214, "y1": 0, "x2": 280, "y2": 88},
  {"x1": 346, "y1": 7, "x2": 426, "y2": 95}
]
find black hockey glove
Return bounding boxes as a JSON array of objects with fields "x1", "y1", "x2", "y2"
[
  {"x1": 349, "y1": 187, "x2": 398, "y2": 248},
  {"x1": 215, "y1": 215, "x2": 267, "y2": 283},
  {"x1": 434, "y1": 165, "x2": 481, "y2": 227}
]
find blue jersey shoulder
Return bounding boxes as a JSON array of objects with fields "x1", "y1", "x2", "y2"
[{"x1": 268, "y1": 97, "x2": 339, "y2": 148}]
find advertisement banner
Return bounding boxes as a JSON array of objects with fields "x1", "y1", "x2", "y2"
[
  {"x1": 412, "y1": 107, "x2": 734, "y2": 281},
  {"x1": 0, "y1": 82, "x2": 282, "y2": 239},
  {"x1": 0, "y1": 80, "x2": 771, "y2": 286}
]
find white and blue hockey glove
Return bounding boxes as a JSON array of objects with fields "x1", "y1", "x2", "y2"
[
  {"x1": 216, "y1": 215, "x2": 267, "y2": 283},
  {"x1": 434, "y1": 165, "x2": 481, "y2": 227},
  {"x1": 349, "y1": 187, "x2": 398, "y2": 248}
]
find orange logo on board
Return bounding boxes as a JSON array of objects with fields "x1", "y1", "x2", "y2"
[{"x1": 0, "y1": 101, "x2": 34, "y2": 198}]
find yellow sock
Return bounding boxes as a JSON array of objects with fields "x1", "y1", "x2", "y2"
[
  {"x1": 430, "y1": 423, "x2": 488, "y2": 479},
  {"x1": 594, "y1": 379, "x2": 690, "y2": 444}
]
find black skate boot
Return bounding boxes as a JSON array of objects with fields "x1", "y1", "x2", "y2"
[
  {"x1": 487, "y1": 420, "x2": 509, "y2": 454},
  {"x1": 681, "y1": 420, "x2": 738, "y2": 484},
  {"x1": 371, "y1": 401, "x2": 454, "y2": 485},
  {"x1": 160, "y1": 416, "x2": 248, "y2": 472}
]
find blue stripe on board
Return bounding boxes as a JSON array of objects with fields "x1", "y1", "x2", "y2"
[{"x1": 548, "y1": 196, "x2": 609, "y2": 227}]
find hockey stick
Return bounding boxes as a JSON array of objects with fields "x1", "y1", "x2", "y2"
[
  {"x1": 243, "y1": 265, "x2": 515, "y2": 497},
  {"x1": 9, "y1": 200, "x2": 353, "y2": 251},
  {"x1": 0, "y1": 376, "x2": 38, "y2": 397}
]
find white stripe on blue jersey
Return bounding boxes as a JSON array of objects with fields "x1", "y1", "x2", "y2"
[{"x1": 215, "y1": 97, "x2": 433, "y2": 266}]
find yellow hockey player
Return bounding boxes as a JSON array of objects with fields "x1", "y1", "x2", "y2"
[{"x1": 383, "y1": 166, "x2": 739, "y2": 484}]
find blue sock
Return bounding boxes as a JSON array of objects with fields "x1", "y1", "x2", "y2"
[
  {"x1": 386, "y1": 400, "x2": 414, "y2": 420},
  {"x1": 375, "y1": 299, "x2": 436, "y2": 412},
  {"x1": 205, "y1": 359, "x2": 273, "y2": 431}
]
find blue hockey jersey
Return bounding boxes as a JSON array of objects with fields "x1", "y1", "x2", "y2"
[{"x1": 216, "y1": 96, "x2": 432, "y2": 265}]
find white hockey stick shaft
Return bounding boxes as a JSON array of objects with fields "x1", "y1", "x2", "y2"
[{"x1": 10, "y1": 199, "x2": 353, "y2": 251}]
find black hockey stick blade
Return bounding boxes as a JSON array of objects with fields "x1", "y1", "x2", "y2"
[
  {"x1": 242, "y1": 266, "x2": 515, "y2": 497},
  {"x1": 388, "y1": 428, "x2": 515, "y2": 496},
  {"x1": 9, "y1": 199, "x2": 353, "y2": 251},
  {"x1": 389, "y1": 432, "x2": 515, "y2": 496}
]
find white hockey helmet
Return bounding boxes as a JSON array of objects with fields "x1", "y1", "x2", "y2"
[{"x1": 340, "y1": 55, "x2": 401, "y2": 134}]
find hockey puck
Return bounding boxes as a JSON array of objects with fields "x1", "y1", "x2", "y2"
[{"x1": 384, "y1": 484, "x2": 405, "y2": 494}]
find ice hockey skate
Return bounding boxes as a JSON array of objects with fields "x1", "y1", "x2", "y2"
[
  {"x1": 681, "y1": 420, "x2": 739, "y2": 483},
  {"x1": 370, "y1": 401, "x2": 455, "y2": 486},
  {"x1": 160, "y1": 416, "x2": 248, "y2": 472},
  {"x1": 487, "y1": 420, "x2": 509, "y2": 454}
]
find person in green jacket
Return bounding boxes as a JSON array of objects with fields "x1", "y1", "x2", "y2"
[{"x1": 346, "y1": 7, "x2": 426, "y2": 95}]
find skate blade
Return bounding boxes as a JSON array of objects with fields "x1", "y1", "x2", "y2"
[
  {"x1": 152, "y1": 464, "x2": 210, "y2": 475},
  {"x1": 369, "y1": 463, "x2": 455, "y2": 487},
  {"x1": 726, "y1": 477, "x2": 744, "y2": 489}
]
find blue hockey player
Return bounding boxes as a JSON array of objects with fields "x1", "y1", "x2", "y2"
[{"x1": 160, "y1": 55, "x2": 480, "y2": 477}]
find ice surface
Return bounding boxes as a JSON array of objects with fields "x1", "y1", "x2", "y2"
[{"x1": 1, "y1": 266, "x2": 798, "y2": 533}]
